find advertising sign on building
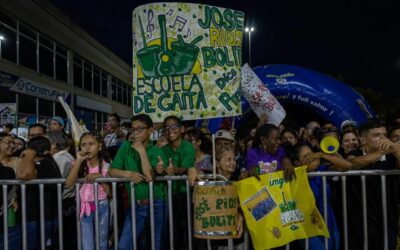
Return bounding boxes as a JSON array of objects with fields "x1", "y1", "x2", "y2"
[{"x1": 10, "y1": 77, "x2": 69, "y2": 101}]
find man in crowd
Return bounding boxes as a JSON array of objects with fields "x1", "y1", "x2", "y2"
[
  {"x1": 215, "y1": 129, "x2": 235, "y2": 151},
  {"x1": 161, "y1": 115, "x2": 197, "y2": 250},
  {"x1": 102, "y1": 113, "x2": 126, "y2": 159},
  {"x1": 28, "y1": 123, "x2": 47, "y2": 141},
  {"x1": 347, "y1": 119, "x2": 400, "y2": 250},
  {"x1": 47, "y1": 116, "x2": 65, "y2": 132}
]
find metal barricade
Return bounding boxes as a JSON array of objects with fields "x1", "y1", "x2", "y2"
[{"x1": 1, "y1": 170, "x2": 400, "y2": 250}]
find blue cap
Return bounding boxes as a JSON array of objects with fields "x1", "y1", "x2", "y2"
[{"x1": 49, "y1": 116, "x2": 65, "y2": 127}]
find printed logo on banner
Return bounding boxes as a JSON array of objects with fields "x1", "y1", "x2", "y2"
[
  {"x1": 243, "y1": 187, "x2": 277, "y2": 221},
  {"x1": 132, "y1": 3, "x2": 244, "y2": 122}
]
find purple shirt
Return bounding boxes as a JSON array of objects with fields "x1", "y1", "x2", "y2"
[{"x1": 245, "y1": 147, "x2": 286, "y2": 171}]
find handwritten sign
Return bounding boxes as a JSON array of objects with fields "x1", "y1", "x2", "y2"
[{"x1": 132, "y1": 3, "x2": 244, "y2": 122}]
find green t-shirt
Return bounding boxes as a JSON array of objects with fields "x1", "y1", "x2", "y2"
[
  {"x1": 162, "y1": 139, "x2": 195, "y2": 193},
  {"x1": 111, "y1": 141, "x2": 167, "y2": 202}
]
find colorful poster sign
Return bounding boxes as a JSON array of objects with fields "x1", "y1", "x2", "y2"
[
  {"x1": 235, "y1": 167, "x2": 329, "y2": 249},
  {"x1": 241, "y1": 63, "x2": 286, "y2": 126},
  {"x1": 132, "y1": 3, "x2": 244, "y2": 122}
]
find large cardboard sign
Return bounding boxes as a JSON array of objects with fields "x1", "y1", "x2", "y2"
[{"x1": 132, "y1": 3, "x2": 244, "y2": 122}]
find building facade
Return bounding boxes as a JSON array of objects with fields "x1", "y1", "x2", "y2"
[{"x1": 0, "y1": 0, "x2": 132, "y2": 138}]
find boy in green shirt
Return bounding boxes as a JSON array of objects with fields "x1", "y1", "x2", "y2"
[
  {"x1": 109, "y1": 114, "x2": 166, "y2": 250},
  {"x1": 160, "y1": 115, "x2": 197, "y2": 249}
]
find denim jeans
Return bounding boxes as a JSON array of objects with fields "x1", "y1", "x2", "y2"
[
  {"x1": 119, "y1": 199, "x2": 167, "y2": 250},
  {"x1": 26, "y1": 219, "x2": 58, "y2": 250},
  {"x1": 0, "y1": 225, "x2": 21, "y2": 250},
  {"x1": 81, "y1": 199, "x2": 109, "y2": 250}
]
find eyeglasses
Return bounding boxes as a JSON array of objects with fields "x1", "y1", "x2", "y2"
[
  {"x1": 164, "y1": 123, "x2": 180, "y2": 131},
  {"x1": 187, "y1": 137, "x2": 197, "y2": 142},
  {"x1": 131, "y1": 126, "x2": 148, "y2": 134},
  {"x1": 0, "y1": 140, "x2": 14, "y2": 146}
]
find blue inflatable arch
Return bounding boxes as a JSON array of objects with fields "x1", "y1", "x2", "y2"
[{"x1": 202, "y1": 64, "x2": 375, "y2": 133}]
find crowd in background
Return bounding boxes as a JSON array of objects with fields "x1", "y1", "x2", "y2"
[{"x1": 1, "y1": 113, "x2": 400, "y2": 250}]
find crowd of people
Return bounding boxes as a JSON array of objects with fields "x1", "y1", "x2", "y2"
[{"x1": 1, "y1": 113, "x2": 400, "y2": 250}]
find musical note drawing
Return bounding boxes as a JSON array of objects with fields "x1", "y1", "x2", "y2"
[
  {"x1": 146, "y1": 9, "x2": 154, "y2": 39},
  {"x1": 166, "y1": 9, "x2": 174, "y2": 16},
  {"x1": 183, "y1": 28, "x2": 191, "y2": 38},
  {"x1": 169, "y1": 16, "x2": 187, "y2": 32}
]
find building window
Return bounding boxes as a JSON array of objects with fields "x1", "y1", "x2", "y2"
[
  {"x1": 111, "y1": 77, "x2": 117, "y2": 101},
  {"x1": 73, "y1": 55, "x2": 83, "y2": 88},
  {"x1": 93, "y1": 67, "x2": 100, "y2": 95},
  {"x1": 19, "y1": 35, "x2": 37, "y2": 71},
  {"x1": 128, "y1": 86, "x2": 132, "y2": 107},
  {"x1": 55, "y1": 45, "x2": 67, "y2": 82},
  {"x1": 18, "y1": 94, "x2": 36, "y2": 115},
  {"x1": 39, "y1": 98, "x2": 53, "y2": 117},
  {"x1": 117, "y1": 80, "x2": 123, "y2": 103},
  {"x1": 83, "y1": 60, "x2": 92, "y2": 92},
  {"x1": 101, "y1": 72, "x2": 108, "y2": 98},
  {"x1": 39, "y1": 35, "x2": 54, "y2": 77},
  {"x1": 0, "y1": 24, "x2": 17, "y2": 63}
]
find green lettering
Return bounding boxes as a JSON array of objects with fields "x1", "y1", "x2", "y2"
[
  {"x1": 137, "y1": 79, "x2": 145, "y2": 95},
  {"x1": 201, "y1": 47, "x2": 216, "y2": 68},
  {"x1": 216, "y1": 199, "x2": 223, "y2": 209},
  {"x1": 215, "y1": 48, "x2": 226, "y2": 66},
  {"x1": 218, "y1": 92, "x2": 233, "y2": 111},
  {"x1": 133, "y1": 96, "x2": 144, "y2": 113},
  {"x1": 183, "y1": 92, "x2": 196, "y2": 109},
  {"x1": 189, "y1": 74, "x2": 203, "y2": 91},
  {"x1": 196, "y1": 91, "x2": 208, "y2": 109},
  {"x1": 198, "y1": 6, "x2": 211, "y2": 29},
  {"x1": 172, "y1": 76, "x2": 181, "y2": 92},
  {"x1": 202, "y1": 217, "x2": 209, "y2": 229},
  {"x1": 223, "y1": 9, "x2": 234, "y2": 31},
  {"x1": 144, "y1": 94, "x2": 155, "y2": 113},
  {"x1": 233, "y1": 11, "x2": 244, "y2": 30},
  {"x1": 157, "y1": 93, "x2": 170, "y2": 111}
]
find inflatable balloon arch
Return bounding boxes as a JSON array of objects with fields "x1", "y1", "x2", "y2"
[{"x1": 198, "y1": 64, "x2": 375, "y2": 133}]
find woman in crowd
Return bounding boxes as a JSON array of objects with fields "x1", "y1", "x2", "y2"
[
  {"x1": 0, "y1": 132, "x2": 19, "y2": 172},
  {"x1": 13, "y1": 137, "x2": 26, "y2": 157},
  {"x1": 186, "y1": 128, "x2": 213, "y2": 174},
  {"x1": 280, "y1": 128, "x2": 298, "y2": 146},
  {"x1": 244, "y1": 124, "x2": 295, "y2": 179},
  {"x1": 339, "y1": 130, "x2": 360, "y2": 158}
]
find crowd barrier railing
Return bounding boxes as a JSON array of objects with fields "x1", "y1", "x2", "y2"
[{"x1": 2, "y1": 170, "x2": 400, "y2": 250}]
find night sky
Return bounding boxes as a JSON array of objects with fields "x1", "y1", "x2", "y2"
[{"x1": 53, "y1": 0, "x2": 400, "y2": 97}]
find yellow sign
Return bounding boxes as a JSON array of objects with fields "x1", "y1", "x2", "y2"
[{"x1": 235, "y1": 166, "x2": 329, "y2": 249}]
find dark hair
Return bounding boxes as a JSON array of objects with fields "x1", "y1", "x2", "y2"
[
  {"x1": 359, "y1": 119, "x2": 386, "y2": 137},
  {"x1": 78, "y1": 132, "x2": 110, "y2": 178},
  {"x1": 13, "y1": 136, "x2": 26, "y2": 157},
  {"x1": 0, "y1": 132, "x2": 12, "y2": 141},
  {"x1": 28, "y1": 123, "x2": 47, "y2": 135},
  {"x1": 109, "y1": 113, "x2": 121, "y2": 123},
  {"x1": 389, "y1": 125, "x2": 400, "y2": 137},
  {"x1": 163, "y1": 115, "x2": 181, "y2": 128},
  {"x1": 131, "y1": 114, "x2": 153, "y2": 128},
  {"x1": 315, "y1": 126, "x2": 339, "y2": 141},
  {"x1": 27, "y1": 136, "x2": 52, "y2": 157},
  {"x1": 284, "y1": 143, "x2": 311, "y2": 165},
  {"x1": 186, "y1": 128, "x2": 212, "y2": 154},
  {"x1": 280, "y1": 128, "x2": 298, "y2": 139},
  {"x1": 46, "y1": 130, "x2": 69, "y2": 150},
  {"x1": 252, "y1": 123, "x2": 278, "y2": 149},
  {"x1": 3, "y1": 123, "x2": 13, "y2": 131}
]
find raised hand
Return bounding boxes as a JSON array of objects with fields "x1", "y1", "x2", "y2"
[
  {"x1": 155, "y1": 156, "x2": 164, "y2": 174},
  {"x1": 76, "y1": 151, "x2": 87, "y2": 163},
  {"x1": 376, "y1": 138, "x2": 395, "y2": 154},
  {"x1": 166, "y1": 158, "x2": 174, "y2": 175}
]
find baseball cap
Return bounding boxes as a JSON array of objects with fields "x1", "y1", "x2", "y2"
[
  {"x1": 49, "y1": 116, "x2": 65, "y2": 127},
  {"x1": 215, "y1": 130, "x2": 235, "y2": 141},
  {"x1": 340, "y1": 120, "x2": 357, "y2": 131}
]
